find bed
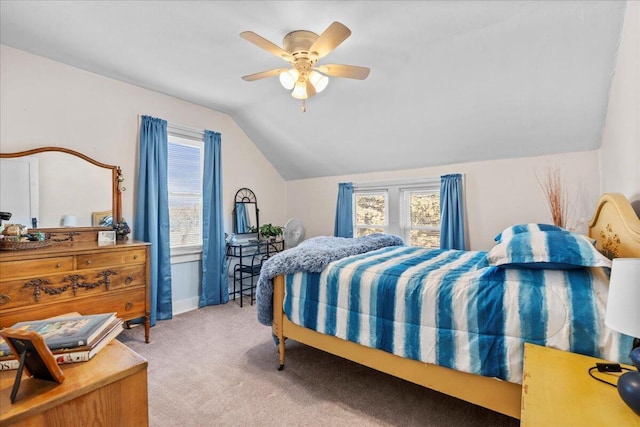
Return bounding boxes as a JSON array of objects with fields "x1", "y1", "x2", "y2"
[{"x1": 257, "y1": 192, "x2": 640, "y2": 419}]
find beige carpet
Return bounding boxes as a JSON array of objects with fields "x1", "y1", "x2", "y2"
[{"x1": 118, "y1": 300, "x2": 519, "y2": 427}]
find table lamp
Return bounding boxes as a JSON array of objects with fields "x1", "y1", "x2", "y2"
[{"x1": 605, "y1": 258, "x2": 640, "y2": 416}]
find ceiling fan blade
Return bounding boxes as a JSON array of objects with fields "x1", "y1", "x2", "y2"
[
  {"x1": 309, "y1": 22, "x2": 351, "y2": 58},
  {"x1": 305, "y1": 79, "x2": 317, "y2": 97},
  {"x1": 242, "y1": 68, "x2": 288, "y2": 81},
  {"x1": 240, "y1": 31, "x2": 292, "y2": 60},
  {"x1": 315, "y1": 64, "x2": 370, "y2": 80}
]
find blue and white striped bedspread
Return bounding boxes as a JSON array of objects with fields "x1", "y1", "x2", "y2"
[{"x1": 283, "y1": 246, "x2": 631, "y2": 384}]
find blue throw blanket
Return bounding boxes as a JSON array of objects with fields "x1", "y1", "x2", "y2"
[{"x1": 256, "y1": 233, "x2": 405, "y2": 325}]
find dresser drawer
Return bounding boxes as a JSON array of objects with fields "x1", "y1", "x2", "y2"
[
  {"x1": 76, "y1": 248, "x2": 147, "y2": 269},
  {"x1": 0, "y1": 256, "x2": 74, "y2": 280},
  {"x1": 0, "y1": 264, "x2": 146, "y2": 310},
  {"x1": 0, "y1": 288, "x2": 148, "y2": 328},
  {"x1": 107, "y1": 264, "x2": 147, "y2": 291},
  {"x1": 79, "y1": 289, "x2": 148, "y2": 321}
]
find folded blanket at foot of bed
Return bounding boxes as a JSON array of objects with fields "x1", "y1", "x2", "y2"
[{"x1": 255, "y1": 233, "x2": 405, "y2": 326}]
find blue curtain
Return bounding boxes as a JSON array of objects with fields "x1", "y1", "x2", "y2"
[
  {"x1": 200, "y1": 130, "x2": 229, "y2": 307},
  {"x1": 334, "y1": 182, "x2": 353, "y2": 237},
  {"x1": 235, "y1": 203, "x2": 249, "y2": 233},
  {"x1": 440, "y1": 174, "x2": 466, "y2": 250},
  {"x1": 134, "y1": 115, "x2": 173, "y2": 325}
]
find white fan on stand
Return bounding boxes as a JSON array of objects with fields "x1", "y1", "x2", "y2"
[{"x1": 284, "y1": 218, "x2": 305, "y2": 248}]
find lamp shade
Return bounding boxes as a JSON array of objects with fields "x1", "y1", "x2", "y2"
[
  {"x1": 279, "y1": 69, "x2": 299, "y2": 90},
  {"x1": 291, "y1": 80, "x2": 308, "y2": 99},
  {"x1": 309, "y1": 71, "x2": 329, "y2": 93},
  {"x1": 61, "y1": 215, "x2": 78, "y2": 227},
  {"x1": 605, "y1": 258, "x2": 640, "y2": 338}
]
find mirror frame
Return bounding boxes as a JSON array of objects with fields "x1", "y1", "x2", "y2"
[
  {"x1": 0, "y1": 146, "x2": 123, "y2": 237},
  {"x1": 233, "y1": 187, "x2": 259, "y2": 235}
]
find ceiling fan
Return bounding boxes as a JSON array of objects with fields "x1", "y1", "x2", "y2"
[{"x1": 240, "y1": 21, "x2": 370, "y2": 111}]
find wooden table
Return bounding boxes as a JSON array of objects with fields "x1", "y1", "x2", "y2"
[
  {"x1": 521, "y1": 343, "x2": 639, "y2": 426},
  {"x1": 0, "y1": 340, "x2": 148, "y2": 426}
]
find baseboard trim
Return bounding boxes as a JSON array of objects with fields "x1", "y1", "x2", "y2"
[{"x1": 173, "y1": 297, "x2": 199, "y2": 315}]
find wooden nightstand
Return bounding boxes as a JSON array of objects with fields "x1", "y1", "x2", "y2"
[{"x1": 521, "y1": 343, "x2": 639, "y2": 426}]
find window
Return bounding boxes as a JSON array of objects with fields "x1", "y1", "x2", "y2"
[
  {"x1": 402, "y1": 189, "x2": 440, "y2": 247},
  {"x1": 354, "y1": 191, "x2": 388, "y2": 236},
  {"x1": 167, "y1": 134, "x2": 204, "y2": 250},
  {"x1": 353, "y1": 179, "x2": 441, "y2": 248}
]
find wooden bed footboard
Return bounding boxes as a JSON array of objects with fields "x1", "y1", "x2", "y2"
[{"x1": 271, "y1": 274, "x2": 522, "y2": 419}]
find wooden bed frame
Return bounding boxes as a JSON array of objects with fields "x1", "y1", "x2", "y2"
[{"x1": 271, "y1": 192, "x2": 640, "y2": 420}]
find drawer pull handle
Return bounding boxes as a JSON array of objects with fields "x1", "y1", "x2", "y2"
[
  {"x1": 0, "y1": 294, "x2": 11, "y2": 305},
  {"x1": 86, "y1": 259, "x2": 93, "y2": 265},
  {"x1": 133, "y1": 255, "x2": 138, "y2": 260},
  {"x1": 125, "y1": 301, "x2": 133, "y2": 311},
  {"x1": 56, "y1": 262, "x2": 62, "y2": 268},
  {"x1": 125, "y1": 274, "x2": 134, "y2": 285}
]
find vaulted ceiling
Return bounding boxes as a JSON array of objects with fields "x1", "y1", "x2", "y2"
[{"x1": 0, "y1": 1, "x2": 627, "y2": 180}]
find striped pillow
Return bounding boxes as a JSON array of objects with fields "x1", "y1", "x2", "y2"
[
  {"x1": 487, "y1": 230, "x2": 611, "y2": 270},
  {"x1": 494, "y1": 223, "x2": 566, "y2": 243}
]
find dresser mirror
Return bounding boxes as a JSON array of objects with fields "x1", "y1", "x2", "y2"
[
  {"x1": 0, "y1": 147, "x2": 122, "y2": 233},
  {"x1": 233, "y1": 187, "x2": 259, "y2": 235}
]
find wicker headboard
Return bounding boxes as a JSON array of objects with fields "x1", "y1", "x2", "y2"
[{"x1": 588, "y1": 193, "x2": 640, "y2": 258}]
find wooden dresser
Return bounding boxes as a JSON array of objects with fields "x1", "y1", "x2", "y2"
[{"x1": 0, "y1": 240, "x2": 151, "y2": 342}]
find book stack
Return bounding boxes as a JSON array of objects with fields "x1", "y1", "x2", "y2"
[{"x1": 0, "y1": 312, "x2": 123, "y2": 371}]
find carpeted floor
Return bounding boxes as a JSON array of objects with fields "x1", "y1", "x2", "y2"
[{"x1": 118, "y1": 300, "x2": 520, "y2": 427}]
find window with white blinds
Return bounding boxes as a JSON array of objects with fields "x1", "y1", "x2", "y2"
[{"x1": 167, "y1": 134, "x2": 203, "y2": 249}]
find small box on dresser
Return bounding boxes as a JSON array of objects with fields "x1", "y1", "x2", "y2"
[{"x1": 0, "y1": 240, "x2": 151, "y2": 343}]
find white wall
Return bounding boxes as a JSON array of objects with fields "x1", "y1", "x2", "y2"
[
  {"x1": 600, "y1": 0, "x2": 640, "y2": 209},
  {"x1": 0, "y1": 44, "x2": 286, "y2": 313},
  {"x1": 287, "y1": 151, "x2": 599, "y2": 251}
]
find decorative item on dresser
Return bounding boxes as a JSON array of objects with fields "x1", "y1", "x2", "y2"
[
  {"x1": 0, "y1": 146, "x2": 151, "y2": 342},
  {"x1": 0, "y1": 328, "x2": 66, "y2": 404}
]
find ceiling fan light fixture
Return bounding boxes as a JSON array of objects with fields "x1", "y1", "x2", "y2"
[
  {"x1": 279, "y1": 69, "x2": 299, "y2": 90},
  {"x1": 309, "y1": 70, "x2": 329, "y2": 93},
  {"x1": 241, "y1": 22, "x2": 369, "y2": 111},
  {"x1": 291, "y1": 80, "x2": 308, "y2": 99}
]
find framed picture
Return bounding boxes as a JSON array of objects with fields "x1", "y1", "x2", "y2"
[
  {"x1": 92, "y1": 210, "x2": 113, "y2": 227},
  {"x1": 0, "y1": 328, "x2": 65, "y2": 403},
  {"x1": 98, "y1": 230, "x2": 116, "y2": 245}
]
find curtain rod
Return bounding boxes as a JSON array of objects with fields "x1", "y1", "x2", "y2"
[
  {"x1": 138, "y1": 115, "x2": 206, "y2": 139},
  {"x1": 167, "y1": 121, "x2": 205, "y2": 137},
  {"x1": 353, "y1": 177, "x2": 442, "y2": 189}
]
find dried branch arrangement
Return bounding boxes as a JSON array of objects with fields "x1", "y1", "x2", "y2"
[{"x1": 537, "y1": 165, "x2": 571, "y2": 228}]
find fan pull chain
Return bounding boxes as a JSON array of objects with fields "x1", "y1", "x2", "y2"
[{"x1": 301, "y1": 99, "x2": 307, "y2": 112}]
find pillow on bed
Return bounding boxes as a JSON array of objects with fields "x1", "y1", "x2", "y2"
[
  {"x1": 494, "y1": 223, "x2": 566, "y2": 242},
  {"x1": 494, "y1": 223, "x2": 597, "y2": 246},
  {"x1": 487, "y1": 230, "x2": 611, "y2": 270}
]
